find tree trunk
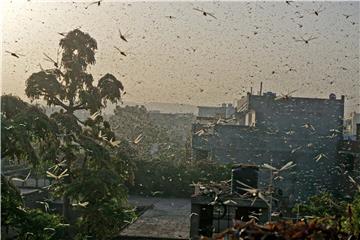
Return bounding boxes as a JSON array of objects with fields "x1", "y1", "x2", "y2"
[
  {"x1": 62, "y1": 194, "x2": 71, "y2": 222},
  {"x1": 62, "y1": 160, "x2": 72, "y2": 237},
  {"x1": 62, "y1": 194, "x2": 73, "y2": 238}
]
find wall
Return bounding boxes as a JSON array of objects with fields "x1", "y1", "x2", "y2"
[
  {"x1": 197, "y1": 104, "x2": 235, "y2": 119},
  {"x1": 192, "y1": 94, "x2": 346, "y2": 203},
  {"x1": 345, "y1": 112, "x2": 360, "y2": 139}
]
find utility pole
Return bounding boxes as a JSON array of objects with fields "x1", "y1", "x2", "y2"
[
  {"x1": 296, "y1": 204, "x2": 300, "y2": 221},
  {"x1": 268, "y1": 159, "x2": 273, "y2": 222},
  {"x1": 262, "y1": 159, "x2": 296, "y2": 222}
]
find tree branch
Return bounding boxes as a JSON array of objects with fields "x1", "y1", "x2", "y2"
[
  {"x1": 72, "y1": 103, "x2": 87, "y2": 111},
  {"x1": 68, "y1": 112, "x2": 86, "y2": 126},
  {"x1": 41, "y1": 92, "x2": 69, "y2": 111},
  {"x1": 52, "y1": 97, "x2": 69, "y2": 111}
]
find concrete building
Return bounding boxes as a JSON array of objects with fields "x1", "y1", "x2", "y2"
[
  {"x1": 191, "y1": 92, "x2": 346, "y2": 204},
  {"x1": 196, "y1": 103, "x2": 235, "y2": 124},
  {"x1": 189, "y1": 164, "x2": 270, "y2": 239},
  {"x1": 344, "y1": 111, "x2": 360, "y2": 140}
]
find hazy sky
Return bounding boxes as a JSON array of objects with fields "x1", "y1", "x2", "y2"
[{"x1": 1, "y1": 0, "x2": 359, "y2": 116}]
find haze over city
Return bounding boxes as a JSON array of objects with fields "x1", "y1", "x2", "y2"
[{"x1": 2, "y1": 0, "x2": 359, "y2": 116}]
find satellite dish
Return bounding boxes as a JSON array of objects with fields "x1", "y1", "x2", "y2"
[{"x1": 329, "y1": 93, "x2": 336, "y2": 100}]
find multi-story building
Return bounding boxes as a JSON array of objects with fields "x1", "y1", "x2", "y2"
[{"x1": 191, "y1": 92, "x2": 346, "y2": 204}]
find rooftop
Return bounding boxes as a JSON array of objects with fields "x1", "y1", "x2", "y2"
[{"x1": 118, "y1": 196, "x2": 190, "y2": 240}]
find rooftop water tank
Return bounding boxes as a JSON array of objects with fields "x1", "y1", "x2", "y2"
[
  {"x1": 231, "y1": 164, "x2": 259, "y2": 195},
  {"x1": 263, "y1": 92, "x2": 276, "y2": 98}
]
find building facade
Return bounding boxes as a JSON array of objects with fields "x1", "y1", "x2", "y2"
[
  {"x1": 344, "y1": 111, "x2": 360, "y2": 141},
  {"x1": 192, "y1": 92, "x2": 346, "y2": 204},
  {"x1": 196, "y1": 103, "x2": 235, "y2": 124}
]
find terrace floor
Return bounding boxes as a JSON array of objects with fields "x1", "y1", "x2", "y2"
[{"x1": 118, "y1": 196, "x2": 190, "y2": 240}]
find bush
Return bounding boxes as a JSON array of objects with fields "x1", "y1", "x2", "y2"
[
  {"x1": 342, "y1": 193, "x2": 360, "y2": 236},
  {"x1": 293, "y1": 192, "x2": 360, "y2": 236},
  {"x1": 294, "y1": 192, "x2": 346, "y2": 217}
]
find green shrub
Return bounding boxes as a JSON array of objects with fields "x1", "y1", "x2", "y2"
[
  {"x1": 293, "y1": 192, "x2": 360, "y2": 236},
  {"x1": 342, "y1": 193, "x2": 360, "y2": 236}
]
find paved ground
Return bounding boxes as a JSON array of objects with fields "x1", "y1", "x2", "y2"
[{"x1": 119, "y1": 196, "x2": 191, "y2": 239}]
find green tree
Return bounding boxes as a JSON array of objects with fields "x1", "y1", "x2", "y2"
[
  {"x1": 294, "y1": 192, "x2": 346, "y2": 217},
  {"x1": 24, "y1": 29, "x2": 135, "y2": 239},
  {"x1": 1, "y1": 95, "x2": 59, "y2": 165},
  {"x1": 1, "y1": 96, "x2": 65, "y2": 240},
  {"x1": 293, "y1": 192, "x2": 360, "y2": 236},
  {"x1": 109, "y1": 105, "x2": 178, "y2": 161},
  {"x1": 341, "y1": 193, "x2": 360, "y2": 236}
]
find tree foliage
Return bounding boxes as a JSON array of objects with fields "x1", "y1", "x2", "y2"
[
  {"x1": 1, "y1": 94, "x2": 59, "y2": 166},
  {"x1": 1, "y1": 95, "x2": 66, "y2": 239},
  {"x1": 295, "y1": 192, "x2": 346, "y2": 217},
  {"x1": 294, "y1": 192, "x2": 360, "y2": 236},
  {"x1": 1, "y1": 175, "x2": 66, "y2": 240},
  {"x1": 26, "y1": 29, "x2": 123, "y2": 114},
  {"x1": 109, "y1": 105, "x2": 185, "y2": 162},
  {"x1": 342, "y1": 193, "x2": 360, "y2": 236}
]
